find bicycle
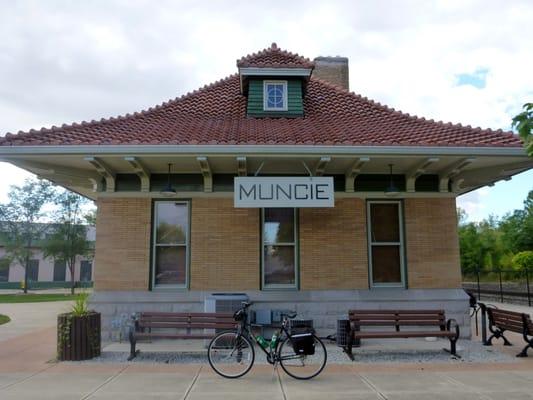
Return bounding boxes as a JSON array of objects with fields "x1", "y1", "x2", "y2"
[{"x1": 207, "y1": 302, "x2": 327, "y2": 380}]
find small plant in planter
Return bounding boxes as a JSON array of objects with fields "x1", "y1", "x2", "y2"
[{"x1": 57, "y1": 293, "x2": 101, "y2": 361}]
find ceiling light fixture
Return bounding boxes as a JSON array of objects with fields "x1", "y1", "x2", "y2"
[
  {"x1": 161, "y1": 163, "x2": 176, "y2": 196},
  {"x1": 385, "y1": 163, "x2": 400, "y2": 197}
]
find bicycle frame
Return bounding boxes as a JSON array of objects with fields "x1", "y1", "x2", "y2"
[{"x1": 235, "y1": 306, "x2": 304, "y2": 365}]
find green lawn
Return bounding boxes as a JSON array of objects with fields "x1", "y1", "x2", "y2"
[
  {"x1": 0, "y1": 314, "x2": 10, "y2": 325},
  {"x1": 0, "y1": 294, "x2": 80, "y2": 303}
]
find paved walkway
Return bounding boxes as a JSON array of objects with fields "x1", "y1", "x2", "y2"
[
  {"x1": 0, "y1": 301, "x2": 531, "y2": 399},
  {"x1": 0, "y1": 323, "x2": 532, "y2": 399},
  {"x1": 0, "y1": 301, "x2": 72, "y2": 342}
]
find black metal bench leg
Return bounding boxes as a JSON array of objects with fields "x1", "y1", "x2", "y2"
[
  {"x1": 486, "y1": 329, "x2": 512, "y2": 346},
  {"x1": 516, "y1": 344, "x2": 530, "y2": 358},
  {"x1": 501, "y1": 333, "x2": 513, "y2": 346},
  {"x1": 128, "y1": 331, "x2": 138, "y2": 361},
  {"x1": 443, "y1": 338, "x2": 461, "y2": 358},
  {"x1": 450, "y1": 338, "x2": 457, "y2": 356},
  {"x1": 485, "y1": 333, "x2": 496, "y2": 346}
]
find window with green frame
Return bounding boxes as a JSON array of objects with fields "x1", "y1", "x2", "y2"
[
  {"x1": 27, "y1": 259, "x2": 39, "y2": 282},
  {"x1": 53, "y1": 260, "x2": 66, "y2": 282},
  {"x1": 152, "y1": 201, "x2": 190, "y2": 288},
  {"x1": 262, "y1": 208, "x2": 298, "y2": 289},
  {"x1": 0, "y1": 258, "x2": 9, "y2": 282},
  {"x1": 367, "y1": 200, "x2": 405, "y2": 287}
]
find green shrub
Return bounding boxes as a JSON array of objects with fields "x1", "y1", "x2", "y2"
[
  {"x1": 0, "y1": 314, "x2": 10, "y2": 325},
  {"x1": 511, "y1": 251, "x2": 533, "y2": 271},
  {"x1": 70, "y1": 292, "x2": 90, "y2": 317}
]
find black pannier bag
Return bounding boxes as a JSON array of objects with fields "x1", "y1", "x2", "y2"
[{"x1": 291, "y1": 332, "x2": 315, "y2": 355}]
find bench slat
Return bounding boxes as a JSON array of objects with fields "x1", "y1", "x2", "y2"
[
  {"x1": 491, "y1": 309, "x2": 525, "y2": 318},
  {"x1": 139, "y1": 312, "x2": 234, "y2": 318},
  {"x1": 349, "y1": 310, "x2": 445, "y2": 315},
  {"x1": 140, "y1": 314, "x2": 235, "y2": 318},
  {"x1": 350, "y1": 315, "x2": 444, "y2": 321},
  {"x1": 355, "y1": 331, "x2": 455, "y2": 339},
  {"x1": 493, "y1": 322, "x2": 526, "y2": 334},
  {"x1": 138, "y1": 322, "x2": 236, "y2": 329},
  {"x1": 492, "y1": 315, "x2": 525, "y2": 325},
  {"x1": 351, "y1": 320, "x2": 445, "y2": 327},
  {"x1": 136, "y1": 333, "x2": 216, "y2": 339},
  {"x1": 139, "y1": 318, "x2": 235, "y2": 325}
]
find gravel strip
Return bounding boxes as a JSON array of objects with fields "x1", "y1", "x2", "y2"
[{"x1": 67, "y1": 338, "x2": 516, "y2": 365}]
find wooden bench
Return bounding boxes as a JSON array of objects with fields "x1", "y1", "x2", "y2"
[
  {"x1": 344, "y1": 309, "x2": 460, "y2": 360},
  {"x1": 485, "y1": 307, "x2": 533, "y2": 357},
  {"x1": 128, "y1": 312, "x2": 236, "y2": 360}
]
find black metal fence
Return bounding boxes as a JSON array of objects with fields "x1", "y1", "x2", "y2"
[{"x1": 462, "y1": 267, "x2": 531, "y2": 307}]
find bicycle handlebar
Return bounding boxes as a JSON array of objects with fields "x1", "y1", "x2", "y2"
[{"x1": 282, "y1": 311, "x2": 297, "y2": 319}]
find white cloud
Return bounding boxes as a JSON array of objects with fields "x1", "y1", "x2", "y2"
[{"x1": 0, "y1": 0, "x2": 531, "y2": 216}]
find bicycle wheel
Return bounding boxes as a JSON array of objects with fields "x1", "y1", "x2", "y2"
[
  {"x1": 207, "y1": 331, "x2": 255, "y2": 379},
  {"x1": 278, "y1": 334, "x2": 327, "y2": 380}
]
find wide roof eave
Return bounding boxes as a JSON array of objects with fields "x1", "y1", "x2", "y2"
[{"x1": 0, "y1": 144, "x2": 528, "y2": 157}]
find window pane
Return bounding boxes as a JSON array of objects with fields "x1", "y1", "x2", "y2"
[
  {"x1": 28, "y1": 260, "x2": 39, "y2": 281},
  {"x1": 80, "y1": 261, "x2": 92, "y2": 282},
  {"x1": 266, "y1": 83, "x2": 285, "y2": 109},
  {"x1": 370, "y1": 203, "x2": 400, "y2": 242},
  {"x1": 53, "y1": 261, "x2": 66, "y2": 282},
  {"x1": 156, "y1": 202, "x2": 188, "y2": 244},
  {"x1": 371, "y1": 246, "x2": 402, "y2": 283},
  {"x1": 264, "y1": 208, "x2": 294, "y2": 243},
  {"x1": 264, "y1": 245, "x2": 295, "y2": 285},
  {"x1": 155, "y1": 246, "x2": 186, "y2": 285},
  {"x1": 0, "y1": 259, "x2": 9, "y2": 282}
]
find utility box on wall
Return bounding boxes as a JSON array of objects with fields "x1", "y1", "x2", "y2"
[{"x1": 204, "y1": 293, "x2": 249, "y2": 314}]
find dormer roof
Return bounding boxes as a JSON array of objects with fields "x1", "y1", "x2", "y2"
[{"x1": 237, "y1": 43, "x2": 314, "y2": 69}]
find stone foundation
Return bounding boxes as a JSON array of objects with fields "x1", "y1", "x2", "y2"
[{"x1": 90, "y1": 289, "x2": 470, "y2": 341}]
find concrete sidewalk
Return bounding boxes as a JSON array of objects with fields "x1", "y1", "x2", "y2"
[
  {"x1": 0, "y1": 325, "x2": 532, "y2": 399},
  {"x1": 1, "y1": 359, "x2": 533, "y2": 399},
  {"x1": 0, "y1": 301, "x2": 532, "y2": 399},
  {"x1": 0, "y1": 300, "x2": 72, "y2": 342}
]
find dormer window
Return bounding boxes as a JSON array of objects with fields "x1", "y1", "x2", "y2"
[{"x1": 263, "y1": 80, "x2": 288, "y2": 111}]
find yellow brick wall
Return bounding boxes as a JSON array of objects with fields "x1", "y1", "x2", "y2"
[
  {"x1": 190, "y1": 198, "x2": 260, "y2": 290},
  {"x1": 92, "y1": 196, "x2": 461, "y2": 292},
  {"x1": 404, "y1": 197, "x2": 462, "y2": 288},
  {"x1": 299, "y1": 198, "x2": 368, "y2": 289},
  {"x1": 93, "y1": 198, "x2": 151, "y2": 290}
]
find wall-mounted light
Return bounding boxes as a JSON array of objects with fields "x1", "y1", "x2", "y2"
[{"x1": 160, "y1": 163, "x2": 176, "y2": 196}]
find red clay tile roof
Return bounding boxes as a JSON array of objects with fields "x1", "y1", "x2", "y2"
[
  {"x1": 237, "y1": 43, "x2": 315, "y2": 69},
  {"x1": 0, "y1": 46, "x2": 523, "y2": 148}
]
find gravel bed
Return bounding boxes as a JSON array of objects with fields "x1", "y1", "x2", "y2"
[{"x1": 69, "y1": 338, "x2": 516, "y2": 365}]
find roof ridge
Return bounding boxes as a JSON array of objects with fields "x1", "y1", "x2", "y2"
[{"x1": 237, "y1": 42, "x2": 314, "y2": 68}]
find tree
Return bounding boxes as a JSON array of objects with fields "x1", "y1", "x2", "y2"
[
  {"x1": 500, "y1": 190, "x2": 533, "y2": 253},
  {"x1": 457, "y1": 209, "x2": 510, "y2": 274},
  {"x1": 512, "y1": 103, "x2": 533, "y2": 156},
  {"x1": 43, "y1": 191, "x2": 92, "y2": 294},
  {"x1": 0, "y1": 178, "x2": 54, "y2": 293}
]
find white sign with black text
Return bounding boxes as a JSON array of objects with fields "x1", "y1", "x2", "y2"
[{"x1": 234, "y1": 177, "x2": 334, "y2": 208}]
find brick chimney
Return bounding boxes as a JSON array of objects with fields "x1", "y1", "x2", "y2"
[{"x1": 312, "y1": 56, "x2": 349, "y2": 90}]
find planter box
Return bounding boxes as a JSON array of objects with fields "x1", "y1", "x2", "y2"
[{"x1": 57, "y1": 311, "x2": 101, "y2": 361}]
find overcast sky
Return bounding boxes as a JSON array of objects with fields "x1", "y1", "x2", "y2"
[{"x1": 0, "y1": 0, "x2": 532, "y2": 221}]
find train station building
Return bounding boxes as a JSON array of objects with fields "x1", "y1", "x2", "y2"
[{"x1": 1, "y1": 43, "x2": 531, "y2": 339}]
